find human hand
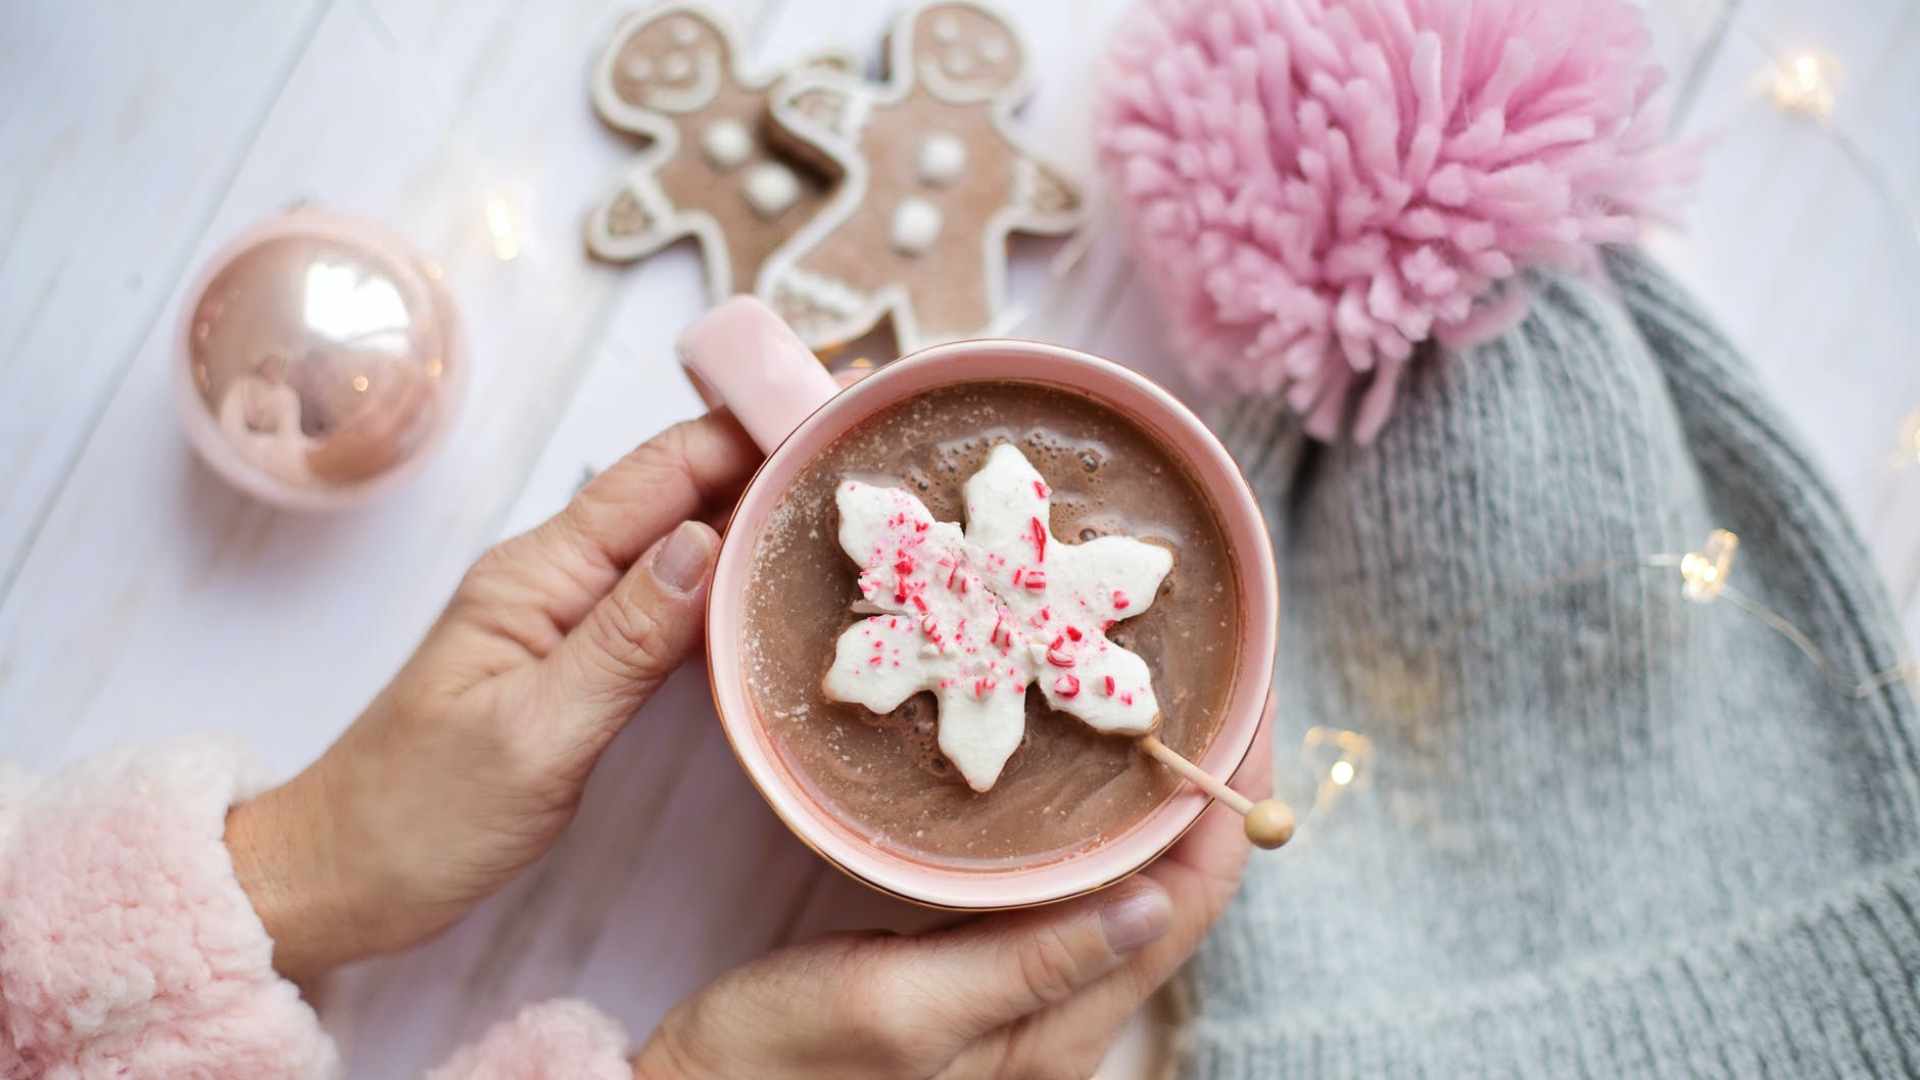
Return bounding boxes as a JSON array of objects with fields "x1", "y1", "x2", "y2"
[
  {"x1": 633, "y1": 720, "x2": 1270, "y2": 1080},
  {"x1": 226, "y1": 409, "x2": 761, "y2": 983}
]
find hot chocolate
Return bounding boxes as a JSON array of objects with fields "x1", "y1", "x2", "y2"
[{"x1": 743, "y1": 380, "x2": 1239, "y2": 867}]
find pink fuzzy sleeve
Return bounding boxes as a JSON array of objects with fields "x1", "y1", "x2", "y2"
[
  {"x1": 0, "y1": 740, "x2": 637, "y2": 1079},
  {"x1": 0, "y1": 738, "x2": 340, "y2": 1078},
  {"x1": 426, "y1": 999, "x2": 633, "y2": 1080}
]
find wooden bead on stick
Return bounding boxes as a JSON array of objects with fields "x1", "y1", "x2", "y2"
[
  {"x1": 1137, "y1": 734, "x2": 1293, "y2": 850},
  {"x1": 1243, "y1": 798, "x2": 1296, "y2": 849}
]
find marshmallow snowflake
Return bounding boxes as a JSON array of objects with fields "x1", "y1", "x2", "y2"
[{"x1": 822, "y1": 443, "x2": 1174, "y2": 791}]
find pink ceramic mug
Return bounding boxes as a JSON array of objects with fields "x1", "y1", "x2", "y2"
[{"x1": 679, "y1": 297, "x2": 1278, "y2": 910}]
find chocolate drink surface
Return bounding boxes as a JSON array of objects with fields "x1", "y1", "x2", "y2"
[{"x1": 744, "y1": 381, "x2": 1239, "y2": 867}]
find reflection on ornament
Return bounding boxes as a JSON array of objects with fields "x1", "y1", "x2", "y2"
[
  {"x1": 1680, "y1": 528, "x2": 1738, "y2": 602},
  {"x1": 175, "y1": 209, "x2": 464, "y2": 510},
  {"x1": 302, "y1": 256, "x2": 412, "y2": 346},
  {"x1": 1764, "y1": 51, "x2": 1839, "y2": 120}
]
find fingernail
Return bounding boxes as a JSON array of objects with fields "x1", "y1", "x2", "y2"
[
  {"x1": 650, "y1": 522, "x2": 714, "y2": 595},
  {"x1": 1098, "y1": 880, "x2": 1172, "y2": 954}
]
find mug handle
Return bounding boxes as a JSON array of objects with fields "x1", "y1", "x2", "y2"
[{"x1": 676, "y1": 296, "x2": 842, "y2": 455}]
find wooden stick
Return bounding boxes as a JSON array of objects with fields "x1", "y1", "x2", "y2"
[
  {"x1": 1138, "y1": 735, "x2": 1252, "y2": 812},
  {"x1": 1138, "y1": 734, "x2": 1295, "y2": 849}
]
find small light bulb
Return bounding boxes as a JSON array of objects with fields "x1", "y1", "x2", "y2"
[
  {"x1": 1304, "y1": 725, "x2": 1373, "y2": 816},
  {"x1": 1681, "y1": 528, "x2": 1739, "y2": 602},
  {"x1": 485, "y1": 193, "x2": 523, "y2": 262},
  {"x1": 1766, "y1": 51, "x2": 1838, "y2": 119}
]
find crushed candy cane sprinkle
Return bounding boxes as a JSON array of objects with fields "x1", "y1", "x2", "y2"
[{"x1": 821, "y1": 444, "x2": 1175, "y2": 792}]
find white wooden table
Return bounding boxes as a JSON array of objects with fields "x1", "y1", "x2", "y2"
[{"x1": 3, "y1": 1, "x2": 1915, "y2": 1075}]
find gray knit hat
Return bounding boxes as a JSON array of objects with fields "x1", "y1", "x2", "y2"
[{"x1": 1185, "y1": 249, "x2": 1920, "y2": 1076}]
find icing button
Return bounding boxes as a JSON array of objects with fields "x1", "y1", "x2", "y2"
[
  {"x1": 917, "y1": 133, "x2": 968, "y2": 186},
  {"x1": 669, "y1": 17, "x2": 700, "y2": 45},
  {"x1": 744, "y1": 162, "x2": 801, "y2": 218},
  {"x1": 891, "y1": 197, "x2": 944, "y2": 255},
  {"x1": 701, "y1": 119, "x2": 753, "y2": 170},
  {"x1": 621, "y1": 54, "x2": 655, "y2": 81},
  {"x1": 663, "y1": 52, "x2": 692, "y2": 80}
]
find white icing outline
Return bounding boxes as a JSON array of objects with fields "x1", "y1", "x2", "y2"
[
  {"x1": 755, "y1": 0, "x2": 1086, "y2": 351},
  {"x1": 647, "y1": 48, "x2": 719, "y2": 108},
  {"x1": 585, "y1": 2, "x2": 853, "y2": 300},
  {"x1": 772, "y1": 267, "x2": 869, "y2": 321}
]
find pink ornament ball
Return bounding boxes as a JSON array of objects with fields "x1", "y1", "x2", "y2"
[
  {"x1": 1098, "y1": 0, "x2": 1690, "y2": 441},
  {"x1": 175, "y1": 209, "x2": 465, "y2": 510}
]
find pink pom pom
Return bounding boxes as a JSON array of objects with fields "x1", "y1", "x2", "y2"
[{"x1": 1097, "y1": 0, "x2": 1690, "y2": 441}]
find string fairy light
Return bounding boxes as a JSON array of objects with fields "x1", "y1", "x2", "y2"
[
  {"x1": 804, "y1": 12, "x2": 1920, "y2": 840},
  {"x1": 1739, "y1": 27, "x2": 1920, "y2": 478},
  {"x1": 483, "y1": 190, "x2": 525, "y2": 262},
  {"x1": 1892, "y1": 409, "x2": 1920, "y2": 469},
  {"x1": 1677, "y1": 528, "x2": 1738, "y2": 602},
  {"x1": 1302, "y1": 725, "x2": 1372, "y2": 813},
  {"x1": 1735, "y1": 22, "x2": 1920, "y2": 650},
  {"x1": 1258, "y1": 725, "x2": 1372, "y2": 849},
  {"x1": 1276, "y1": 528, "x2": 1920, "y2": 841},
  {"x1": 1761, "y1": 50, "x2": 1839, "y2": 119},
  {"x1": 1255, "y1": 21, "x2": 1915, "y2": 829},
  {"x1": 1649, "y1": 529, "x2": 1920, "y2": 699},
  {"x1": 1252, "y1": 17, "x2": 1920, "y2": 842}
]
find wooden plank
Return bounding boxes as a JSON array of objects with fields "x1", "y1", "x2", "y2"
[
  {"x1": 319, "y1": 667, "x2": 832, "y2": 1066},
  {"x1": 22, "y1": 2, "x2": 1906, "y2": 1077},
  {"x1": 330, "y1": 0, "x2": 1174, "y2": 1070},
  {"x1": 1825, "y1": 5, "x2": 1920, "y2": 618},
  {"x1": 0, "y1": 0, "x2": 329, "y2": 592},
  {"x1": 1643, "y1": 0, "x2": 1920, "y2": 644},
  {"x1": 499, "y1": 0, "x2": 1145, "y2": 535},
  {"x1": 0, "y1": 0, "x2": 765, "y2": 774}
]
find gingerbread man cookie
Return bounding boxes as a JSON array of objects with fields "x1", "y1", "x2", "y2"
[
  {"x1": 758, "y1": 1, "x2": 1086, "y2": 351},
  {"x1": 586, "y1": 3, "x2": 850, "y2": 300}
]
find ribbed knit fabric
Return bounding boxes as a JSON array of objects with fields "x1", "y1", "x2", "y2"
[{"x1": 1187, "y1": 249, "x2": 1920, "y2": 1077}]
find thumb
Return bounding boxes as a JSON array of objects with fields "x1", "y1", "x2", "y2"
[
  {"x1": 882, "y1": 876, "x2": 1175, "y2": 1038},
  {"x1": 550, "y1": 520, "x2": 720, "y2": 729}
]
